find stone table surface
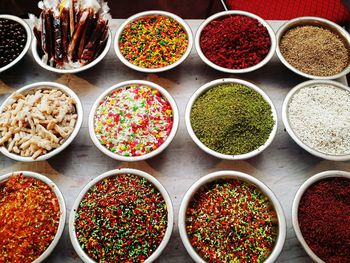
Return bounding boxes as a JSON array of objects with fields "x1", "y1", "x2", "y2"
[{"x1": 0, "y1": 19, "x2": 348, "y2": 263}]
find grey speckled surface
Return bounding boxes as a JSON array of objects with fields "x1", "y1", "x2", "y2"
[{"x1": 0, "y1": 20, "x2": 348, "y2": 263}]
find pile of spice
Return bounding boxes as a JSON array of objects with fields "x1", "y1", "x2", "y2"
[
  {"x1": 190, "y1": 83, "x2": 274, "y2": 155},
  {"x1": 94, "y1": 84, "x2": 173, "y2": 157},
  {"x1": 0, "y1": 174, "x2": 60, "y2": 263},
  {"x1": 288, "y1": 84, "x2": 350, "y2": 155},
  {"x1": 298, "y1": 177, "x2": 350, "y2": 261},
  {"x1": 200, "y1": 15, "x2": 271, "y2": 69},
  {"x1": 186, "y1": 179, "x2": 278, "y2": 262},
  {"x1": 74, "y1": 174, "x2": 168, "y2": 262},
  {"x1": 0, "y1": 18, "x2": 27, "y2": 68},
  {"x1": 280, "y1": 25, "x2": 348, "y2": 76},
  {"x1": 119, "y1": 15, "x2": 188, "y2": 68}
]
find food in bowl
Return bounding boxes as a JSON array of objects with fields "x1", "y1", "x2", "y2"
[
  {"x1": 186, "y1": 178, "x2": 278, "y2": 262},
  {"x1": 287, "y1": 84, "x2": 350, "y2": 156},
  {"x1": 298, "y1": 177, "x2": 350, "y2": 261},
  {"x1": 190, "y1": 83, "x2": 274, "y2": 155},
  {"x1": 118, "y1": 14, "x2": 189, "y2": 69},
  {"x1": 94, "y1": 84, "x2": 173, "y2": 157},
  {"x1": 279, "y1": 25, "x2": 348, "y2": 77},
  {"x1": 199, "y1": 15, "x2": 271, "y2": 70},
  {"x1": 0, "y1": 18, "x2": 27, "y2": 68},
  {"x1": 0, "y1": 87, "x2": 78, "y2": 159},
  {"x1": 0, "y1": 173, "x2": 60, "y2": 262},
  {"x1": 31, "y1": 0, "x2": 110, "y2": 69},
  {"x1": 74, "y1": 173, "x2": 168, "y2": 262}
]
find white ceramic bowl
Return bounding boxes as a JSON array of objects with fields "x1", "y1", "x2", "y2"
[
  {"x1": 89, "y1": 80, "x2": 179, "y2": 162},
  {"x1": 292, "y1": 170, "x2": 350, "y2": 262},
  {"x1": 185, "y1": 78, "x2": 278, "y2": 160},
  {"x1": 195, "y1": 10, "x2": 276, "y2": 74},
  {"x1": 276, "y1": 16, "x2": 350, "y2": 80},
  {"x1": 69, "y1": 168, "x2": 174, "y2": 263},
  {"x1": 32, "y1": 30, "x2": 111, "y2": 74},
  {"x1": 179, "y1": 170, "x2": 286, "y2": 263},
  {"x1": 282, "y1": 79, "x2": 350, "y2": 161},
  {"x1": 0, "y1": 15, "x2": 32, "y2": 73},
  {"x1": 0, "y1": 81, "x2": 83, "y2": 162},
  {"x1": 0, "y1": 170, "x2": 66, "y2": 263},
  {"x1": 115, "y1": 10, "x2": 193, "y2": 73}
]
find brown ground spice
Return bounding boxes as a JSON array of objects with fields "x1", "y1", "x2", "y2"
[{"x1": 280, "y1": 25, "x2": 348, "y2": 76}]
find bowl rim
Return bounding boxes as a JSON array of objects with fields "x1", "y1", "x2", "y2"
[
  {"x1": 185, "y1": 78, "x2": 278, "y2": 160},
  {"x1": 0, "y1": 170, "x2": 66, "y2": 263},
  {"x1": 69, "y1": 168, "x2": 174, "y2": 263},
  {"x1": 31, "y1": 30, "x2": 112, "y2": 74},
  {"x1": 0, "y1": 81, "x2": 83, "y2": 162},
  {"x1": 275, "y1": 16, "x2": 350, "y2": 80},
  {"x1": 178, "y1": 170, "x2": 287, "y2": 263},
  {"x1": 194, "y1": 10, "x2": 276, "y2": 74},
  {"x1": 0, "y1": 14, "x2": 32, "y2": 73},
  {"x1": 114, "y1": 10, "x2": 193, "y2": 73},
  {"x1": 292, "y1": 170, "x2": 350, "y2": 263},
  {"x1": 282, "y1": 79, "x2": 350, "y2": 161},
  {"x1": 88, "y1": 79, "x2": 179, "y2": 162}
]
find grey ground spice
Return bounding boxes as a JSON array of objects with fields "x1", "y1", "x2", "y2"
[
  {"x1": 190, "y1": 83, "x2": 274, "y2": 155},
  {"x1": 280, "y1": 25, "x2": 348, "y2": 76}
]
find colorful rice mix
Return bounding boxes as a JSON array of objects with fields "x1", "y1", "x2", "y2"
[
  {"x1": 119, "y1": 15, "x2": 189, "y2": 68},
  {"x1": 186, "y1": 179, "x2": 278, "y2": 262},
  {"x1": 0, "y1": 174, "x2": 60, "y2": 263},
  {"x1": 94, "y1": 84, "x2": 173, "y2": 157},
  {"x1": 74, "y1": 174, "x2": 168, "y2": 262}
]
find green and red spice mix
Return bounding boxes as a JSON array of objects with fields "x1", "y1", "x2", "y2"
[
  {"x1": 74, "y1": 174, "x2": 168, "y2": 262},
  {"x1": 186, "y1": 179, "x2": 278, "y2": 262},
  {"x1": 0, "y1": 174, "x2": 60, "y2": 263},
  {"x1": 190, "y1": 83, "x2": 274, "y2": 155},
  {"x1": 119, "y1": 15, "x2": 188, "y2": 68},
  {"x1": 200, "y1": 15, "x2": 271, "y2": 69}
]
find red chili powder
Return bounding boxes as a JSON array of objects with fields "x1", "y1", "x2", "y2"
[
  {"x1": 298, "y1": 177, "x2": 350, "y2": 262},
  {"x1": 200, "y1": 15, "x2": 271, "y2": 69},
  {"x1": 0, "y1": 174, "x2": 60, "y2": 263}
]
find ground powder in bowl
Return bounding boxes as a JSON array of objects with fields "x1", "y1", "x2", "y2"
[
  {"x1": 280, "y1": 25, "x2": 348, "y2": 77},
  {"x1": 190, "y1": 83, "x2": 274, "y2": 155},
  {"x1": 288, "y1": 84, "x2": 350, "y2": 155}
]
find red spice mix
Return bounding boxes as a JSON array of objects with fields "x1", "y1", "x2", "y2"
[
  {"x1": 298, "y1": 177, "x2": 350, "y2": 262},
  {"x1": 200, "y1": 15, "x2": 271, "y2": 69},
  {"x1": 0, "y1": 174, "x2": 60, "y2": 263}
]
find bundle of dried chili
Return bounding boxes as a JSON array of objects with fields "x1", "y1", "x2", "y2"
[
  {"x1": 200, "y1": 15, "x2": 271, "y2": 70},
  {"x1": 298, "y1": 177, "x2": 350, "y2": 262}
]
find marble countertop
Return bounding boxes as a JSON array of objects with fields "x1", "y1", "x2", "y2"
[{"x1": 0, "y1": 19, "x2": 348, "y2": 263}]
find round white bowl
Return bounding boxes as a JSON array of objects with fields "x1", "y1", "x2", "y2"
[
  {"x1": 179, "y1": 170, "x2": 286, "y2": 263},
  {"x1": 276, "y1": 16, "x2": 350, "y2": 80},
  {"x1": 69, "y1": 168, "x2": 174, "y2": 263},
  {"x1": 89, "y1": 80, "x2": 179, "y2": 162},
  {"x1": 292, "y1": 170, "x2": 350, "y2": 262},
  {"x1": 0, "y1": 15, "x2": 32, "y2": 73},
  {"x1": 195, "y1": 10, "x2": 276, "y2": 74},
  {"x1": 32, "y1": 30, "x2": 111, "y2": 74},
  {"x1": 115, "y1": 10, "x2": 193, "y2": 73},
  {"x1": 0, "y1": 170, "x2": 66, "y2": 263},
  {"x1": 282, "y1": 79, "x2": 350, "y2": 161},
  {"x1": 185, "y1": 78, "x2": 278, "y2": 160},
  {"x1": 0, "y1": 81, "x2": 83, "y2": 162}
]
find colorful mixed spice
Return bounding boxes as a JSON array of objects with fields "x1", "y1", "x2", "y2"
[
  {"x1": 191, "y1": 83, "x2": 274, "y2": 155},
  {"x1": 186, "y1": 179, "x2": 278, "y2": 262},
  {"x1": 298, "y1": 177, "x2": 350, "y2": 262},
  {"x1": 94, "y1": 84, "x2": 173, "y2": 157},
  {"x1": 119, "y1": 15, "x2": 188, "y2": 68},
  {"x1": 200, "y1": 15, "x2": 271, "y2": 69},
  {"x1": 74, "y1": 174, "x2": 168, "y2": 262},
  {"x1": 280, "y1": 25, "x2": 348, "y2": 76},
  {"x1": 0, "y1": 174, "x2": 60, "y2": 263}
]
